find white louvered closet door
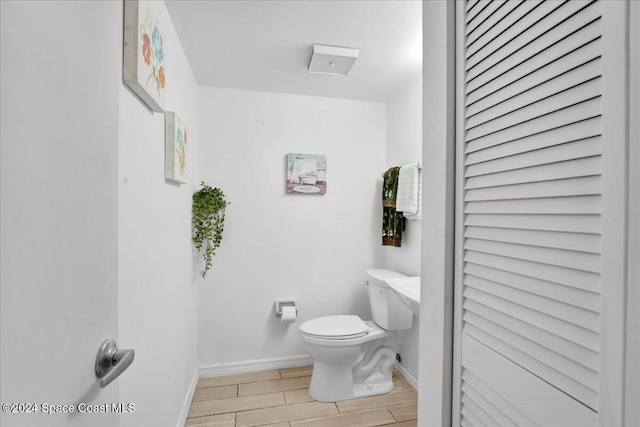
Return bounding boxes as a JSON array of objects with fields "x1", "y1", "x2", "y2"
[{"x1": 453, "y1": 0, "x2": 628, "y2": 426}]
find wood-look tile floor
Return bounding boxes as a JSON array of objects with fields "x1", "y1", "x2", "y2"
[{"x1": 185, "y1": 366, "x2": 418, "y2": 427}]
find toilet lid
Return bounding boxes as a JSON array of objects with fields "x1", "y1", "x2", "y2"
[{"x1": 299, "y1": 315, "x2": 369, "y2": 339}]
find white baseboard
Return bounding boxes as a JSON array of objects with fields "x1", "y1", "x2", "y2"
[
  {"x1": 199, "y1": 354, "x2": 313, "y2": 378},
  {"x1": 395, "y1": 362, "x2": 418, "y2": 390},
  {"x1": 176, "y1": 367, "x2": 199, "y2": 427},
  {"x1": 197, "y1": 354, "x2": 417, "y2": 389}
]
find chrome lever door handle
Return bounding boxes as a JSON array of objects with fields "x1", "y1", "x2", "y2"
[{"x1": 95, "y1": 339, "x2": 135, "y2": 388}]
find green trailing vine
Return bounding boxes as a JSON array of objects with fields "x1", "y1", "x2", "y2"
[{"x1": 192, "y1": 182, "x2": 230, "y2": 278}]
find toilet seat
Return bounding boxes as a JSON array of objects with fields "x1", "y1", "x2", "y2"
[{"x1": 299, "y1": 315, "x2": 369, "y2": 340}]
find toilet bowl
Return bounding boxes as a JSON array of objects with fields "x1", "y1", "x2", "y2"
[{"x1": 299, "y1": 269, "x2": 414, "y2": 402}]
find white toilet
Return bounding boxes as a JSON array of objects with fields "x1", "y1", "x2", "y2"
[{"x1": 298, "y1": 269, "x2": 413, "y2": 402}]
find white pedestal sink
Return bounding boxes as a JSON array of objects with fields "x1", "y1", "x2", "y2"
[{"x1": 384, "y1": 277, "x2": 420, "y2": 316}]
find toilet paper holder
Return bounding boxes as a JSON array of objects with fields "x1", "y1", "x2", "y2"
[{"x1": 275, "y1": 300, "x2": 298, "y2": 317}]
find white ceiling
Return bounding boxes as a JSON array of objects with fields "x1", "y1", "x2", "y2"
[{"x1": 165, "y1": 0, "x2": 422, "y2": 103}]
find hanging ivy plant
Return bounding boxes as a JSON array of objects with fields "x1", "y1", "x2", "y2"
[{"x1": 192, "y1": 182, "x2": 230, "y2": 278}]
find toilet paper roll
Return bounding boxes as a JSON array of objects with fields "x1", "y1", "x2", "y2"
[{"x1": 280, "y1": 306, "x2": 297, "y2": 323}]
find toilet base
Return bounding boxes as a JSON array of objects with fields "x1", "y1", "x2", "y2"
[
  {"x1": 308, "y1": 355, "x2": 396, "y2": 402},
  {"x1": 308, "y1": 362, "x2": 354, "y2": 402},
  {"x1": 352, "y1": 377, "x2": 394, "y2": 399}
]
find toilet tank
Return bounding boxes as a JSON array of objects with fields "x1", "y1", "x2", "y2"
[{"x1": 365, "y1": 269, "x2": 413, "y2": 330}]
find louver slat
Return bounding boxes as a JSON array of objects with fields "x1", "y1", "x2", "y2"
[
  {"x1": 467, "y1": 0, "x2": 481, "y2": 14},
  {"x1": 464, "y1": 226, "x2": 601, "y2": 254},
  {"x1": 467, "y1": 0, "x2": 493, "y2": 25},
  {"x1": 466, "y1": 0, "x2": 507, "y2": 37},
  {"x1": 466, "y1": 78, "x2": 601, "y2": 141},
  {"x1": 464, "y1": 238, "x2": 600, "y2": 274},
  {"x1": 465, "y1": 117, "x2": 601, "y2": 165},
  {"x1": 466, "y1": 137, "x2": 602, "y2": 176},
  {"x1": 461, "y1": 335, "x2": 598, "y2": 424},
  {"x1": 466, "y1": 41, "x2": 602, "y2": 117},
  {"x1": 467, "y1": 0, "x2": 525, "y2": 50},
  {"x1": 460, "y1": 418, "x2": 475, "y2": 427},
  {"x1": 462, "y1": 308, "x2": 599, "y2": 392},
  {"x1": 463, "y1": 262, "x2": 600, "y2": 311},
  {"x1": 464, "y1": 213, "x2": 601, "y2": 234},
  {"x1": 463, "y1": 322, "x2": 598, "y2": 409},
  {"x1": 467, "y1": 1, "x2": 597, "y2": 79},
  {"x1": 459, "y1": 0, "x2": 603, "y2": 417},
  {"x1": 465, "y1": 99, "x2": 601, "y2": 153},
  {"x1": 462, "y1": 381, "x2": 518, "y2": 427},
  {"x1": 464, "y1": 195, "x2": 601, "y2": 215},
  {"x1": 463, "y1": 286, "x2": 599, "y2": 351},
  {"x1": 461, "y1": 405, "x2": 488, "y2": 427},
  {"x1": 466, "y1": 59, "x2": 601, "y2": 129},
  {"x1": 462, "y1": 369, "x2": 537, "y2": 427},
  {"x1": 462, "y1": 394, "x2": 498, "y2": 427},
  {"x1": 464, "y1": 251, "x2": 600, "y2": 292},
  {"x1": 464, "y1": 175, "x2": 601, "y2": 202},
  {"x1": 463, "y1": 276, "x2": 600, "y2": 333},
  {"x1": 467, "y1": 13, "x2": 601, "y2": 96},
  {"x1": 463, "y1": 297, "x2": 600, "y2": 370},
  {"x1": 465, "y1": 156, "x2": 602, "y2": 189},
  {"x1": 466, "y1": 0, "x2": 562, "y2": 72}
]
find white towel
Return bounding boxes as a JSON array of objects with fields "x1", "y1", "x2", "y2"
[{"x1": 396, "y1": 162, "x2": 422, "y2": 220}]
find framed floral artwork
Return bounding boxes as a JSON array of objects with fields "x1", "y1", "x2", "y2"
[
  {"x1": 123, "y1": 0, "x2": 166, "y2": 112},
  {"x1": 165, "y1": 112, "x2": 188, "y2": 184},
  {"x1": 286, "y1": 153, "x2": 326, "y2": 195}
]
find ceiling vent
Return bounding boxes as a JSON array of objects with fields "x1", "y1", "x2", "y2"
[{"x1": 308, "y1": 44, "x2": 359, "y2": 76}]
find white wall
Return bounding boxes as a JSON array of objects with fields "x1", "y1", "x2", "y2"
[
  {"x1": 1, "y1": 2, "x2": 121, "y2": 426},
  {"x1": 383, "y1": 76, "x2": 423, "y2": 383},
  {"x1": 197, "y1": 87, "x2": 386, "y2": 368},
  {"x1": 383, "y1": 76, "x2": 423, "y2": 278},
  {"x1": 117, "y1": 1, "x2": 200, "y2": 426}
]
